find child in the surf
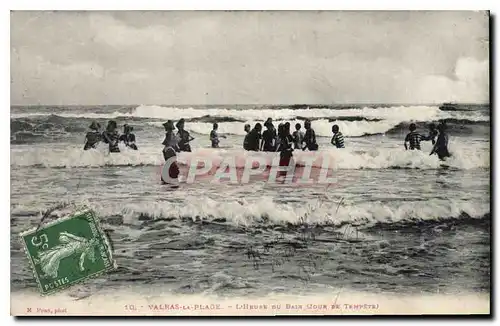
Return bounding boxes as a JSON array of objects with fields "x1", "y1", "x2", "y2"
[
  {"x1": 404, "y1": 123, "x2": 424, "y2": 150},
  {"x1": 83, "y1": 121, "x2": 102, "y2": 150},
  {"x1": 210, "y1": 123, "x2": 226, "y2": 148},
  {"x1": 101, "y1": 120, "x2": 120, "y2": 153},
  {"x1": 292, "y1": 123, "x2": 304, "y2": 149},
  {"x1": 176, "y1": 118, "x2": 195, "y2": 152},
  {"x1": 331, "y1": 124, "x2": 345, "y2": 148},
  {"x1": 277, "y1": 122, "x2": 294, "y2": 177},
  {"x1": 245, "y1": 123, "x2": 262, "y2": 151},
  {"x1": 430, "y1": 122, "x2": 451, "y2": 161},
  {"x1": 261, "y1": 118, "x2": 277, "y2": 152},
  {"x1": 161, "y1": 120, "x2": 180, "y2": 183},
  {"x1": 243, "y1": 124, "x2": 251, "y2": 150},
  {"x1": 303, "y1": 119, "x2": 318, "y2": 151},
  {"x1": 119, "y1": 124, "x2": 138, "y2": 150}
]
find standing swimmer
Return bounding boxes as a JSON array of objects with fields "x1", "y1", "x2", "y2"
[
  {"x1": 119, "y1": 124, "x2": 138, "y2": 150},
  {"x1": 243, "y1": 124, "x2": 251, "y2": 150},
  {"x1": 331, "y1": 124, "x2": 345, "y2": 148},
  {"x1": 83, "y1": 121, "x2": 102, "y2": 150},
  {"x1": 261, "y1": 118, "x2": 277, "y2": 152},
  {"x1": 404, "y1": 123, "x2": 424, "y2": 150},
  {"x1": 161, "y1": 120, "x2": 180, "y2": 184},
  {"x1": 292, "y1": 123, "x2": 304, "y2": 150},
  {"x1": 246, "y1": 123, "x2": 262, "y2": 151},
  {"x1": 430, "y1": 123, "x2": 451, "y2": 161},
  {"x1": 277, "y1": 122, "x2": 294, "y2": 177},
  {"x1": 426, "y1": 123, "x2": 439, "y2": 145},
  {"x1": 102, "y1": 120, "x2": 120, "y2": 153},
  {"x1": 303, "y1": 120, "x2": 318, "y2": 151},
  {"x1": 176, "y1": 118, "x2": 195, "y2": 152},
  {"x1": 275, "y1": 123, "x2": 284, "y2": 150},
  {"x1": 210, "y1": 123, "x2": 226, "y2": 148}
]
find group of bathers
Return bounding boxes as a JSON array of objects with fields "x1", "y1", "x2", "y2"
[
  {"x1": 83, "y1": 120, "x2": 138, "y2": 152},
  {"x1": 84, "y1": 117, "x2": 451, "y2": 163}
]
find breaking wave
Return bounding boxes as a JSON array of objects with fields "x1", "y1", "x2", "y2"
[
  {"x1": 11, "y1": 197, "x2": 489, "y2": 229},
  {"x1": 10, "y1": 144, "x2": 489, "y2": 170},
  {"x1": 11, "y1": 104, "x2": 489, "y2": 142},
  {"x1": 11, "y1": 104, "x2": 489, "y2": 123}
]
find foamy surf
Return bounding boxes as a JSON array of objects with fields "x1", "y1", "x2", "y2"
[
  {"x1": 10, "y1": 143, "x2": 489, "y2": 170},
  {"x1": 12, "y1": 196, "x2": 487, "y2": 229}
]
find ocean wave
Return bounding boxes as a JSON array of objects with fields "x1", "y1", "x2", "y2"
[
  {"x1": 147, "y1": 119, "x2": 398, "y2": 137},
  {"x1": 53, "y1": 197, "x2": 488, "y2": 228},
  {"x1": 386, "y1": 119, "x2": 490, "y2": 136},
  {"x1": 13, "y1": 104, "x2": 488, "y2": 123},
  {"x1": 10, "y1": 144, "x2": 489, "y2": 170},
  {"x1": 11, "y1": 105, "x2": 489, "y2": 141},
  {"x1": 10, "y1": 196, "x2": 489, "y2": 229}
]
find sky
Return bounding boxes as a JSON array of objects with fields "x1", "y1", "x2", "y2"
[{"x1": 10, "y1": 11, "x2": 489, "y2": 105}]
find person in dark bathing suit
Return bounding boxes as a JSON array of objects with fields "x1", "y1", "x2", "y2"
[
  {"x1": 102, "y1": 120, "x2": 120, "y2": 153},
  {"x1": 119, "y1": 124, "x2": 138, "y2": 150},
  {"x1": 426, "y1": 123, "x2": 439, "y2": 145},
  {"x1": 243, "y1": 124, "x2": 251, "y2": 149},
  {"x1": 275, "y1": 123, "x2": 284, "y2": 150},
  {"x1": 161, "y1": 120, "x2": 180, "y2": 184},
  {"x1": 246, "y1": 123, "x2": 262, "y2": 151},
  {"x1": 261, "y1": 118, "x2": 277, "y2": 152},
  {"x1": 430, "y1": 123, "x2": 451, "y2": 161},
  {"x1": 83, "y1": 121, "x2": 102, "y2": 150},
  {"x1": 277, "y1": 122, "x2": 294, "y2": 177},
  {"x1": 303, "y1": 120, "x2": 318, "y2": 151},
  {"x1": 176, "y1": 118, "x2": 194, "y2": 152}
]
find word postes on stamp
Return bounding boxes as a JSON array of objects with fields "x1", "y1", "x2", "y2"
[{"x1": 20, "y1": 208, "x2": 115, "y2": 295}]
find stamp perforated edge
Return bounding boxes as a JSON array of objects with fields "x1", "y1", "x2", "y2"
[{"x1": 18, "y1": 205, "x2": 117, "y2": 296}]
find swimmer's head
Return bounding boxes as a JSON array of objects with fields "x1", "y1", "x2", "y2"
[
  {"x1": 264, "y1": 118, "x2": 273, "y2": 129},
  {"x1": 89, "y1": 121, "x2": 100, "y2": 130},
  {"x1": 437, "y1": 123, "x2": 447, "y2": 132},
  {"x1": 409, "y1": 123, "x2": 417, "y2": 131},
  {"x1": 429, "y1": 123, "x2": 437, "y2": 130},
  {"x1": 332, "y1": 124, "x2": 339, "y2": 133},
  {"x1": 255, "y1": 123, "x2": 262, "y2": 132},
  {"x1": 295, "y1": 123, "x2": 301, "y2": 130},
  {"x1": 284, "y1": 122, "x2": 290, "y2": 133},
  {"x1": 213, "y1": 123, "x2": 218, "y2": 130},
  {"x1": 277, "y1": 123, "x2": 284, "y2": 136},
  {"x1": 107, "y1": 120, "x2": 117, "y2": 131},
  {"x1": 176, "y1": 119, "x2": 185, "y2": 130},
  {"x1": 244, "y1": 124, "x2": 251, "y2": 133},
  {"x1": 304, "y1": 120, "x2": 311, "y2": 129},
  {"x1": 163, "y1": 120, "x2": 175, "y2": 131}
]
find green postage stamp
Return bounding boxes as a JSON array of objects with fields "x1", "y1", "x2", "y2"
[{"x1": 19, "y1": 208, "x2": 116, "y2": 295}]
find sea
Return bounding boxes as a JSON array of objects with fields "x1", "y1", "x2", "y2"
[{"x1": 10, "y1": 104, "x2": 491, "y2": 314}]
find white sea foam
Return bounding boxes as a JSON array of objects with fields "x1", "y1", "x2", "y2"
[
  {"x1": 10, "y1": 141, "x2": 489, "y2": 170},
  {"x1": 147, "y1": 119, "x2": 398, "y2": 137},
  {"x1": 85, "y1": 196, "x2": 489, "y2": 227},
  {"x1": 11, "y1": 104, "x2": 489, "y2": 123}
]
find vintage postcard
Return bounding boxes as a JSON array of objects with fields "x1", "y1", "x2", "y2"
[{"x1": 10, "y1": 10, "x2": 490, "y2": 316}]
